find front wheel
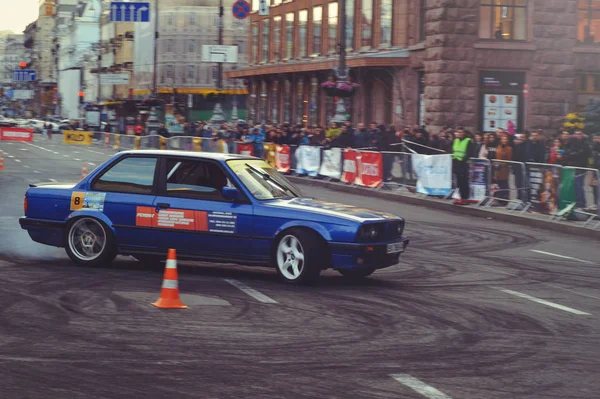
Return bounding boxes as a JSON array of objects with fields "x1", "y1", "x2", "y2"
[
  {"x1": 65, "y1": 217, "x2": 116, "y2": 267},
  {"x1": 338, "y1": 268, "x2": 376, "y2": 279},
  {"x1": 275, "y1": 229, "x2": 324, "y2": 285}
]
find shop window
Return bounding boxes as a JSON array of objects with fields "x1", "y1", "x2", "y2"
[
  {"x1": 296, "y1": 79, "x2": 305, "y2": 125},
  {"x1": 284, "y1": 80, "x2": 292, "y2": 122},
  {"x1": 328, "y1": 2, "x2": 338, "y2": 53},
  {"x1": 262, "y1": 19, "x2": 270, "y2": 63},
  {"x1": 251, "y1": 22, "x2": 259, "y2": 64},
  {"x1": 312, "y1": 6, "x2": 323, "y2": 55},
  {"x1": 361, "y1": 0, "x2": 373, "y2": 48},
  {"x1": 299, "y1": 10, "x2": 308, "y2": 58},
  {"x1": 286, "y1": 13, "x2": 294, "y2": 59},
  {"x1": 380, "y1": 0, "x2": 393, "y2": 46},
  {"x1": 271, "y1": 81, "x2": 279, "y2": 123},
  {"x1": 479, "y1": 0, "x2": 527, "y2": 41},
  {"x1": 309, "y1": 77, "x2": 319, "y2": 126},
  {"x1": 346, "y1": 0, "x2": 354, "y2": 50},
  {"x1": 578, "y1": 0, "x2": 600, "y2": 44},
  {"x1": 273, "y1": 16, "x2": 282, "y2": 61}
]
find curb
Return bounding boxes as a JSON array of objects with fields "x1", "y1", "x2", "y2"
[{"x1": 288, "y1": 176, "x2": 600, "y2": 241}]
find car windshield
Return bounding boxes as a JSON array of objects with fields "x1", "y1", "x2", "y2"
[{"x1": 226, "y1": 159, "x2": 302, "y2": 200}]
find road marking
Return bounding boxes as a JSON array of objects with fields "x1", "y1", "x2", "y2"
[
  {"x1": 85, "y1": 148, "x2": 106, "y2": 155},
  {"x1": 88, "y1": 162, "x2": 96, "y2": 166},
  {"x1": 33, "y1": 170, "x2": 40, "y2": 174},
  {"x1": 496, "y1": 288, "x2": 591, "y2": 315},
  {"x1": 23, "y1": 165, "x2": 30, "y2": 168},
  {"x1": 24, "y1": 142, "x2": 53, "y2": 153},
  {"x1": 224, "y1": 279, "x2": 278, "y2": 304},
  {"x1": 8, "y1": 155, "x2": 14, "y2": 158},
  {"x1": 75, "y1": 158, "x2": 81, "y2": 161},
  {"x1": 530, "y1": 250, "x2": 594, "y2": 265},
  {"x1": 53, "y1": 152, "x2": 59, "y2": 155},
  {"x1": 390, "y1": 374, "x2": 453, "y2": 399},
  {"x1": 20, "y1": 148, "x2": 28, "y2": 151},
  {"x1": 14, "y1": 159, "x2": 21, "y2": 163},
  {"x1": 49, "y1": 178, "x2": 57, "y2": 182}
]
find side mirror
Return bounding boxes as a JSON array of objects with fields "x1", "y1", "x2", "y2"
[{"x1": 222, "y1": 187, "x2": 240, "y2": 201}]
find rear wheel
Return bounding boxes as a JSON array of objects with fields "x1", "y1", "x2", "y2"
[
  {"x1": 338, "y1": 268, "x2": 376, "y2": 279},
  {"x1": 65, "y1": 217, "x2": 116, "y2": 267},
  {"x1": 275, "y1": 229, "x2": 324, "y2": 285}
]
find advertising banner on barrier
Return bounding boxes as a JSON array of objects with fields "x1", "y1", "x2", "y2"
[
  {"x1": 411, "y1": 154, "x2": 453, "y2": 196},
  {"x1": 264, "y1": 143, "x2": 277, "y2": 166},
  {"x1": 217, "y1": 139, "x2": 229, "y2": 154},
  {"x1": 237, "y1": 143, "x2": 254, "y2": 156},
  {"x1": 295, "y1": 145, "x2": 320, "y2": 177},
  {"x1": 63, "y1": 130, "x2": 93, "y2": 145},
  {"x1": 319, "y1": 148, "x2": 342, "y2": 179},
  {"x1": 528, "y1": 164, "x2": 559, "y2": 214},
  {"x1": 356, "y1": 151, "x2": 383, "y2": 187},
  {"x1": 342, "y1": 149, "x2": 358, "y2": 184},
  {"x1": 0, "y1": 127, "x2": 34, "y2": 142},
  {"x1": 469, "y1": 159, "x2": 489, "y2": 202},
  {"x1": 276, "y1": 145, "x2": 291, "y2": 173}
]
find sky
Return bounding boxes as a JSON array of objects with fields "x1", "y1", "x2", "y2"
[{"x1": 0, "y1": 0, "x2": 39, "y2": 34}]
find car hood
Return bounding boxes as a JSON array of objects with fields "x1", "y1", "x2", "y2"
[{"x1": 266, "y1": 197, "x2": 401, "y2": 223}]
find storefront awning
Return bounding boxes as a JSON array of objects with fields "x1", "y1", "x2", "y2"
[
  {"x1": 226, "y1": 49, "x2": 410, "y2": 78},
  {"x1": 132, "y1": 88, "x2": 248, "y2": 96}
]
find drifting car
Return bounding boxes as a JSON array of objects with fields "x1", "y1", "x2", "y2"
[{"x1": 19, "y1": 151, "x2": 409, "y2": 284}]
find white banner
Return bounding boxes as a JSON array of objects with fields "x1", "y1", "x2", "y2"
[
  {"x1": 13, "y1": 90, "x2": 34, "y2": 100},
  {"x1": 411, "y1": 154, "x2": 453, "y2": 196},
  {"x1": 100, "y1": 73, "x2": 130, "y2": 85},
  {"x1": 319, "y1": 147, "x2": 342, "y2": 179},
  {"x1": 295, "y1": 145, "x2": 320, "y2": 177}
]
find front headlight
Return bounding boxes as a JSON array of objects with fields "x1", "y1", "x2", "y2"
[
  {"x1": 396, "y1": 220, "x2": 405, "y2": 236},
  {"x1": 358, "y1": 224, "x2": 380, "y2": 241}
]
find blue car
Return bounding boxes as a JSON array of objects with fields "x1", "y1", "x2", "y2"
[{"x1": 19, "y1": 150, "x2": 409, "y2": 284}]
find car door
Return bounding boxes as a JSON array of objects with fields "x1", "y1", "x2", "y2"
[
  {"x1": 151, "y1": 156, "x2": 256, "y2": 262},
  {"x1": 87, "y1": 155, "x2": 159, "y2": 251}
]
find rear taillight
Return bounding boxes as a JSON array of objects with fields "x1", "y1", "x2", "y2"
[{"x1": 23, "y1": 197, "x2": 28, "y2": 214}]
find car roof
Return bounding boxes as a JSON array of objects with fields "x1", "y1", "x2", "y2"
[{"x1": 118, "y1": 149, "x2": 257, "y2": 162}]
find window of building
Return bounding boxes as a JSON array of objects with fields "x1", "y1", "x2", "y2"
[
  {"x1": 166, "y1": 64, "x2": 173, "y2": 78},
  {"x1": 419, "y1": 0, "x2": 426, "y2": 41},
  {"x1": 190, "y1": 13, "x2": 196, "y2": 25},
  {"x1": 346, "y1": 0, "x2": 354, "y2": 50},
  {"x1": 312, "y1": 6, "x2": 323, "y2": 55},
  {"x1": 296, "y1": 79, "x2": 305, "y2": 125},
  {"x1": 188, "y1": 65, "x2": 195, "y2": 79},
  {"x1": 328, "y1": 2, "x2": 338, "y2": 53},
  {"x1": 262, "y1": 19, "x2": 270, "y2": 63},
  {"x1": 479, "y1": 0, "x2": 527, "y2": 41},
  {"x1": 252, "y1": 22, "x2": 259, "y2": 64},
  {"x1": 361, "y1": 0, "x2": 373, "y2": 47},
  {"x1": 380, "y1": 0, "x2": 393, "y2": 46},
  {"x1": 167, "y1": 14, "x2": 174, "y2": 26},
  {"x1": 284, "y1": 79, "x2": 291, "y2": 122},
  {"x1": 188, "y1": 39, "x2": 196, "y2": 53},
  {"x1": 299, "y1": 10, "x2": 308, "y2": 57},
  {"x1": 273, "y1": 16, "x2": 282, "y2": 61},
  {"x1": 251, "y1": 0, "x2": 259, "y2": 11},
  {"x1": 93, "y1": 157, "x2": 157, "y2": 195},
  {"x1": 285, "y1": 12, "x2": 294, "y2": 59},
  {"x1": 273, "y1": 0, "x2": 282, "y2": 5},
  {"x1": 212, "y1": 66, "x2": 219, "y2": 83},
  {"x1": 578, "y1": 0, "x2": 600, "y2": 44},
  {"x1": 166, "y1": 39, "x2": 173, "y2": 52}
]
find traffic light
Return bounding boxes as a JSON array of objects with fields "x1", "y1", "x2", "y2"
[
  {"x1": 78, "y1": 91, "x2": 84, "y2": 104},
  {"x1": 19, "y1": 62, "x2": 27, "y2": 69}
]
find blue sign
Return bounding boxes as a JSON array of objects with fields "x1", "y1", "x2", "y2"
[
  {"x1": 232, "y1": 0, "x2": 250, "y2": 20},
  {"x1": 13, "y1": 70, "x2": 36, "y2": 82},
  {"x1": 110, "y1": 2, "x2": 150, "y2": 22},
  {"x1": 6, "y1": 88, "x2": 14, "y2": 99}
]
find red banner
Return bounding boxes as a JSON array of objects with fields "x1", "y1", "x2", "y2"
[
  {"x1": 275, "y1": 145, "x2": 290, "y2": 173},
  {"x1": 237, "y1": 143, "x2": 254, "y2": 156},
  {"x1": 356, "y1": 151, "x2": 383, "y2": 188},
  {"x1": 341, "y1": 149, "x2": 358, "y2": 184},
  {"x1": 0, "y1": 128, "x2": 34, "y2": 142}
]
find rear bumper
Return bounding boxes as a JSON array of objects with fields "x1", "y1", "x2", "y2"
[
  {"x1": 329, "y1": 237, "x2": 409, "y2": 270},
  {"x1": 19, "y1": 217, "x2": 66, "y2": 247}
]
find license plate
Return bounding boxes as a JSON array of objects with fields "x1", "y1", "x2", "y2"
[{"x1": 387, "y1": 242, "x2": 405, "y2": 254}]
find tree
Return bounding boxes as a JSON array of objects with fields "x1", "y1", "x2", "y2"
[{"x1": 583, "y1": 98, "x2": 600, "y2": 134}]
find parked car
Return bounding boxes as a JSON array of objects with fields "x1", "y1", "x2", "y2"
[{"x1": 19, "y1": 151, "x2": 409, "y2": 284}]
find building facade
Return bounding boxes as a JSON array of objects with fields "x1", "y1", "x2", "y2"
[
  {"x1": 229, "y1": 0, "x2": 600, "y2": 134},
  {"x1": 0, "y1": 34, "x2": 26, "y2": 85}
]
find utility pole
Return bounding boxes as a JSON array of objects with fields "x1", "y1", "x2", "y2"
[
  {"x1": 152, "y1": 0, "x2": 160, "y2": 96},
  {"x1": 97, "y1": 3, "x2": 102, "y2": 106},
  {"x1": 331, "y1": 0, "x2": 348, "y2": 123},
  {"x1": 209, "y1": 0, "x2": 225, "y2": 125}
]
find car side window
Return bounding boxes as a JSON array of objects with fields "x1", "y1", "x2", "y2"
[
  {"x1": 165, "y1": 158, "x2": 230, "y2": 201},
  {"x1": 93, "y1": 157, "x2": 157, "y2": 194}
]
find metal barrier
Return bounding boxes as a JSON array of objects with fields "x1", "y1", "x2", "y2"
[
  {"x1": 139, "y1": 135, "x2": 163, "y2": 149},
  {"x1": 118, "y1": 134, "x2": 140, "y2": 151},
  {"x1": 486, "y1": 160, "x2": 531, "y2": 212},
  {"x1": 563, "y1": 166, "x2": 600, "y2": 226},
  {"x1": 525, "y1": 162, "x2": 564, "y2": 216},
  {"x1": 380, "y1": 152, "x2": 418, "y2": 191}
]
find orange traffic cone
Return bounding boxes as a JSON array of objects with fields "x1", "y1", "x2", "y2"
[
  {"x1": 0, "y1": 154, "x2": 4, "y2": 171},
  {"x1": 81, "y1": 162, "x2": 88, "y2": 179},
  {"x1": 152, "y1": 249, "x2": 188, "y2": 309}
]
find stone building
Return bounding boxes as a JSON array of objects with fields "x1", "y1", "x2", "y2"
[{"x1": 228, "y1": 0, "x2": 600, "y2": 134}]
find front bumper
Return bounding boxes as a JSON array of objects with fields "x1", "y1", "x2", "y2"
[{"x1": 329, "y1": 237, "x2": 410, "y2": 270}]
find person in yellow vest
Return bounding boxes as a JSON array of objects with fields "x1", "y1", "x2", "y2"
[{"x1": 452, "y1": 127, "x2": 476, "y2": 205}]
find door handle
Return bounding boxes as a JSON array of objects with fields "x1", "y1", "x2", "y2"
[{"x1": 156, "y1": 203, "x2": 170, "y2": 210}]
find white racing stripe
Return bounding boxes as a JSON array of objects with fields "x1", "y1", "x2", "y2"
[
  {"x1": 390, "y1": 374, "x2": 453, "y2": 399},
  {"x1": 496, "y1": 288, "x2": 591, "y2": 315},
  {"x1": 530, "y1": 250, "x2": 594, "y2": 265},
  {"x1": 224, "y1": 279, "x2": 278, "y2": 304}
]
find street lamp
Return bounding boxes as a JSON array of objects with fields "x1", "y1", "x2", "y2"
[
  {"x1": 209, "y1": 0, "x2": 226, "y2": 126},
  {"x1": 88, "y1": 0, "x2": 102, "y2": 106},
  {"x1": 330, "y1": 0, "x2": 349, "y2": 123}
]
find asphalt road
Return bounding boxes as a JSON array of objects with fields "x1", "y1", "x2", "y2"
[{"x1": 1, "y1": 137, "x2": 599, "y2": 399}]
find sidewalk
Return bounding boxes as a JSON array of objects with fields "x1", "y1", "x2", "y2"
[{"x1": 288, "y1": 176, "x2": 600, "y2": 241}]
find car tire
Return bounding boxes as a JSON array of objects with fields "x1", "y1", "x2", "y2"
[
  {"x1": 274, "y1": 228, "x2": 324, "y2": 285},
  {"x1": 338, "y1": 268, "x2": 376, "y2": 279},
  {"x1": 65, "y1": 217, "x2": 116, "y2": 267}
]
